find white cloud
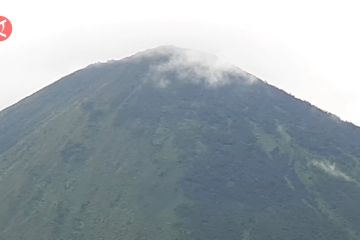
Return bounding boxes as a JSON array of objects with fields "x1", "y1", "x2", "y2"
[
  {"x1": 1, "y1": 0, "x2": 360, "y2": 126},
  {"x1": 146, "y1": 46, "x2": 258, "y2": 87}
]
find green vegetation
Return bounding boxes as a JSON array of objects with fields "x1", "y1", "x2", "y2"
[{"x1": 1, "y1": 46, "x2": 360, "y2": 239}]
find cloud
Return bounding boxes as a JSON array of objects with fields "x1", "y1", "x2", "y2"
[
  {"x1": 145, "y1": 46, "x2": 259, "y2": 88},
  {"x1": 311, "y1": 160, "x2": 354, "y2": 182}
]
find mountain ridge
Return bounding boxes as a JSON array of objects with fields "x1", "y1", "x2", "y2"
[{"x1": 1, "y1": 46, "x2": 360, "y2": 240}]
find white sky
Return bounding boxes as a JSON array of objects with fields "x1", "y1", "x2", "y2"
[{"x1": 1, "y1": 0, "x2": 360, "y2": 125}]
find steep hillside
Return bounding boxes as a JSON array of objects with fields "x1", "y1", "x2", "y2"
[{"x1": 1, "y1": 46, "x2": 360, "y2": 240}]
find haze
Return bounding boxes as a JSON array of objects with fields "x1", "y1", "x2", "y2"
[{"x1": 1, "y1": 0, "x2": 359, "y2": 125}]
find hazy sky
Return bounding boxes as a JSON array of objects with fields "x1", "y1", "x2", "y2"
[{"x1": 1, "y1": 0, "x2": 359, "y2": 125}]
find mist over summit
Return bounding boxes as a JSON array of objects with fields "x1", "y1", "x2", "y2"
[{"x1": 0, "y1": 46, "x2": 360, "y2": 240}]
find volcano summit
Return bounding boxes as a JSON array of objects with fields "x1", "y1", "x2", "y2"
[{"x1": 0, "y1": 46, "x2": 360, "y2": 240}]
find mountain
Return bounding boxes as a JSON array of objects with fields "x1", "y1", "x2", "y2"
[{"x1": 1, "y1": 46, "x2": 360, "y2": 240}]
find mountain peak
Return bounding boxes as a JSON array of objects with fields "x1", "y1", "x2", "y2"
[
  {"x1": 1, "y1": 46, "x2": 360, "y2": 240},
  {"x1": 86, "y1": 46, "x2": 254, "y2": 87},
  {"x1": 128, "y1": 45, "x2": 220, "y2": 65},
  {"x1": 127, "y1": 45, "x2": 256, "y2": 86},
  {"x1": 136, "y1": 45, "x2": 188, "y2": 56}
]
